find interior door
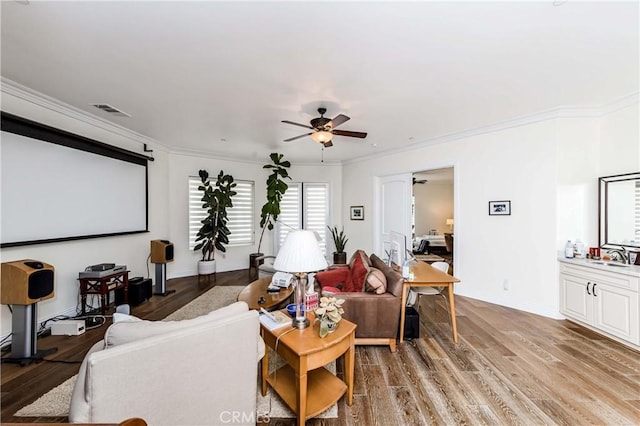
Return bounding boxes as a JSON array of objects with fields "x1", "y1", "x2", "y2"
[{"x1": 374, "y1": 173, "x2": 412, "y2": 258}]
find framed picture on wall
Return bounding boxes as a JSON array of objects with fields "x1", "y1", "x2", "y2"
[
  {"x1": 489, "y1": 200, "x2": 511, "y2": 216},
  {"x1": 350, "y1": 206, "x2": 364, "y2": 220}
]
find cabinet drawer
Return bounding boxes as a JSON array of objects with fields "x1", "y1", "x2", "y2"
[{"x1": 559, "y1": 263, "x2": 639, "y2": 292}]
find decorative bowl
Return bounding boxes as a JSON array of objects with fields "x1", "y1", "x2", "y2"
[{"x1": 286, "y1": 303, "x2": 305, "y2": 317}]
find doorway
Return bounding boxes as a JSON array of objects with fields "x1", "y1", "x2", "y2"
[{"x1": 412, "y1": 167, "x2": 455, "y2": 268}]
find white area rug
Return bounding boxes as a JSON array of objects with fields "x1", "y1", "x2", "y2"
[{"x1": 15, "y1": 285, "x2": 337, "y2": 419}]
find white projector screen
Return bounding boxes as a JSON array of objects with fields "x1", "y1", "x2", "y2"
[{"x1": 1, "y1": 113, "x2": 149, "y2": 247}]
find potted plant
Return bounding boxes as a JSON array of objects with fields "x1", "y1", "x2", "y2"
[
  {"x1": 194, "y1": 169, "x2": 237, "y2": 275},
  {"x1": 250, "y1": 153, "x2": 291, "y2": 269},
  {"x1": 328, "y1": 225, "x2": 348, "y2": 264},
  {"x1": 315, "y1": 296, "x2": 345, "y2": 337}
]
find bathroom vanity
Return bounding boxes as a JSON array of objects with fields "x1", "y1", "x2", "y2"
[{"x1": 559, "y1": 257, "x2": 640, "y2": 349}]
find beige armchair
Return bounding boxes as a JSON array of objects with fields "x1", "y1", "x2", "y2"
[{"x1": 69, "y1": 302, "x2": 264, "y2": 425}]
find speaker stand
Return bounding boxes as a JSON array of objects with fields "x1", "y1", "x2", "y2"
[
  {"x1": 1, "y1": 303, "x2": 57, "y2": 366},
  {"x1": 153, "y1": 263, "x2": 175, "y2": 297}
]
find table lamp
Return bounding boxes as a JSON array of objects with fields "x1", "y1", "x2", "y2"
[
  {"x1": 274, "y1": 230, "x2": 328, "y2": 329},
  {"x1": 446, "y1": 218, "x2": 454, "y2": 231}
]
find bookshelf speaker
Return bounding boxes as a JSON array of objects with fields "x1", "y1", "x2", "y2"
[
  {"x1": 1, "y1": 259, "x2": 55, "y2": 305},
  {"x1": 150, "y1": 240, "x2": 174, "y2": 264}
]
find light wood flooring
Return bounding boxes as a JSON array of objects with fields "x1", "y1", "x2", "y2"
[{"x1": 2, "y1": 269, "x2": 639, "y2": 425}]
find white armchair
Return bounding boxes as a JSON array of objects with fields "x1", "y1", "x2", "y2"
[{"x1": 69, "y1": 302, "x2": 264, "y2": 426}]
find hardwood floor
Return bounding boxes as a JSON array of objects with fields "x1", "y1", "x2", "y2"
[{"x1": 2, "y1": 270, "x2": 639, "y2": 425}]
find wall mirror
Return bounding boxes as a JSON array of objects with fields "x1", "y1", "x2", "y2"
[{"x1": 599, "y1": 172, "x2": 640, "y2": 251}]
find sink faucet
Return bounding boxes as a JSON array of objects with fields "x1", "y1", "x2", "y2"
[{"x1": 608, "y1": 248, "x2": 629, "y2": 264}]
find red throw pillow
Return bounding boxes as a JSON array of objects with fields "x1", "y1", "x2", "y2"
[
  {"x1": 344, "y1": 251, "x2": 370, "y2": 292},
  {"x1": 315, "y1": 268, "x2": 349, "y2": 289}
]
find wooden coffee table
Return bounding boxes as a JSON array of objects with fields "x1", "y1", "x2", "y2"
[
  {"x1": 236, "y1": 277, "x2": 293, "y2": 311},
  {"x1": 261, "y1": 313, "x2": 356, "y2": 426}
]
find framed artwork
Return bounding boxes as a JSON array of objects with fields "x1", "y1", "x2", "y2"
[
  {"x1": 489, "y1": 200, "x2": 511, "y2": 216},
  {"x1": 350, "y1": 206, "x2": 364, "y2": 220}
]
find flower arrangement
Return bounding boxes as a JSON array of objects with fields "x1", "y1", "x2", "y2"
[{"x1": 315, "y1": 296, "x2": 345, "y2": 324}]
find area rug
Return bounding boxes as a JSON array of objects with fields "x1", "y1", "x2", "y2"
[{"x1": 15, "y1": 285, "x2": 337, "y2": 419}]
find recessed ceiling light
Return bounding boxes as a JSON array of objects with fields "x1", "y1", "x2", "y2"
[
  {"x1": 371, "y1": 143, "x2": 377, "y2": 148},
  {"x1": 408, "y1": 136, "x2": 415, "y2": 141},
  {"x1": 220, "y1": 138, "x2": 227, "y2": 142}
]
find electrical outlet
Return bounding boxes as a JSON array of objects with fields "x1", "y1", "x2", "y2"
[{"x1": 503, "y1": 279, "x2": 509, "y2": 291}]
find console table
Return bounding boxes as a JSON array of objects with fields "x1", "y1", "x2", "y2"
[{"x1": 79, "y1": 270, "x2": 129, "y2": 315}]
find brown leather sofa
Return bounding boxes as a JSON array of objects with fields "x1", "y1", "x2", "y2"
[{"x1": 315, "y1": 251, "x2": 403, "y2": 352}]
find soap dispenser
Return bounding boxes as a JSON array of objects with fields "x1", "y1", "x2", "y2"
[{"x1": 564, "y1": 240, "x2": 574, "y2": 258}]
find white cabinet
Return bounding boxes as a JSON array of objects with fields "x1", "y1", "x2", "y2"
[{"x1": 559, "y1": 262, "x2": 639, "y2": 348}]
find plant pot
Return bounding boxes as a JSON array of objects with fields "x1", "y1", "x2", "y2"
[
  {"x1": 198, "y1": 260, "x2": 216, "y2": 276},
  {"x1": 249, "y1": 252, "x2": 264, "y2": 268},
  {"x1": 319, "y1": 318, "x2": 338, "y2": 338},
  {"x1": 333, "y1": 252, "x2": 347, "y2": 265}
]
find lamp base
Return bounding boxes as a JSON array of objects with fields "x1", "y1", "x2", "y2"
[{"x1": 292, "y1": 317, "x2": 310, "y2": 329}]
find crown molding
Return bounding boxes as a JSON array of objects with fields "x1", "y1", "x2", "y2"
[
  {"x1": 344, "y1": 92, "x2": 639, "y2": 166},
  {"x1": 170, "y1": 147, "x2": 341, "y2": 166},
  {"x1": 1, "y1": 77, "x2": 167, "y2": 152}
]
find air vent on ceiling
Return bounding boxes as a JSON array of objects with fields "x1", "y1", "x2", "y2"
[{"x1": 90, "y1": 103, "x2": 131, "y2": 117}]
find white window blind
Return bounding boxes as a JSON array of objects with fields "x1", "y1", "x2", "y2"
[
  {"x1": 275, "y1": 182, "x2": 329, "y2": 257},
  {"x1": 189, "y1": 177, "x2": 254, "y2": 249}
]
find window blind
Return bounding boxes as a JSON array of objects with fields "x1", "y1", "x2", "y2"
[
  {"x1": 275, "y1": 182, "x2": 329, "y2": 257},
  {"x1": 189, "y1": 177, "x2": 254, "y2": 249}
]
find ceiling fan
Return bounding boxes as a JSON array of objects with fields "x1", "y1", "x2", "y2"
[
  {"x1": 282, "y1": 107, "x2": 367, "y2": 147},
  {"x1": 413, "y1": 177, "x2": 428, "y2": 185}
]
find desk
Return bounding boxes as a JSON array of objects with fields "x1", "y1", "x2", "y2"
[
  {"x1": 414, "y1": 254, "x2": 445, "y2": 263},
  {"x1": 79, "y1": 270, "x2": 129, "y2": 315},
  {"x1": 400, "y1": 261, "x2": 460, "y2": 343},
  {"x1": 261, "y1": 313, "x2": 356, "y2": 426}
]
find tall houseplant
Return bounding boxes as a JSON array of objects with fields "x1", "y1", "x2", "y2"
[
  {"x1": 328, "y1": 226, "x2": 349, "y2": 264},
  {"x1": 194, "y1": 169, "x2": 237, "y2": 275},
  {"x1": 251, "y1": 153, "x2": 291, "y2": 268}
]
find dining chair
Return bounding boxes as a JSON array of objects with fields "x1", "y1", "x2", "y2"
[{"x1": 408, "y1": 261, "x2": 451, "y2": 322}]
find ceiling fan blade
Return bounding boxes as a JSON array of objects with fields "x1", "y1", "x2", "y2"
[
  {"x1": 332, "y1": 129, "x2": 367, "y2": 138},
  {"x1": 283, "y1": 133, "x2": 312, "y2": 142},
  {"x1": 323, "y1": 141, "x2": 333, "y2": 148},
  {"x1": 282, "y1": 120, "x2": 314, "y2": 130},
  {"x1": 330, "y1": 114, "x2": 350, "y2": 128}
]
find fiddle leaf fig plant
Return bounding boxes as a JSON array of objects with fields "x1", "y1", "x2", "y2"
[
  {"x1": 257, "y1": 153, "x2": 291, "y2": 253},
  {"x1": 194, "y1": 169, "x2": 237, "y2": 261}
]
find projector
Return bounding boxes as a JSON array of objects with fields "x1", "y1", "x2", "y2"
[{"x1": 51, "y1": 320, "x2": 86, "y2": 336}]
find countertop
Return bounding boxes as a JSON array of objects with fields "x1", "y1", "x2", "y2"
[{"x1": 558, "y1": 255, "x2": 640, "y2": 278}]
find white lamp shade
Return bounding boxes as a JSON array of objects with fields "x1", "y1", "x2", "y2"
[
  {"x1": 274, "y1": 230, "x2": 328, "y2": 273},
  {"x1": 446, "y1": 218, "x2": 454, "y2": 225}
]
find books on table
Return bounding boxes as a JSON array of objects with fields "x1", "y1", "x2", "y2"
[{"x1": 259, "y1": 309, "x2": 291, "y2": 330}]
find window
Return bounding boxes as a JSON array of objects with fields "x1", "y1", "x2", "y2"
[
  {"x1": 188, "y1": 177, "x2": 254, "y2": 249},
  {"x1": 275, "y1": 182, "x2": 330, "y2": 256}
]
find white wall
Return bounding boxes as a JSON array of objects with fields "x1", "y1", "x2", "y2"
[
  {"x1": 0, "y1": 88, "x2": 170, "y2": 337},
  {"x1": 414, "y1": 181, "x2": 454, "y2": 236},
  {"x1": 167, "y1": 154, "x2": 342, "y2": 278},
  {"x1": 343, "y1": 101, "x2": 638, "y2": 319}
]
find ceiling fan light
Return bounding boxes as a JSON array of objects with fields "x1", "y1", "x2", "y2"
[{"x1": 311, "y1": 131, "x2": 332, "y2": 143}]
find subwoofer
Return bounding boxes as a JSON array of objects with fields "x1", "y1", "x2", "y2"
[
  {"x1": 1, "y1": 259, "x2": 55, "y2": 305},
  {"x1": 150, "y1": 240, "x2": 174, "y2": 264}
]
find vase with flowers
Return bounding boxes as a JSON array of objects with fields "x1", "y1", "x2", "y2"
[{"x1": 314, "y1": 296, "x2": 345, "y2": 337}]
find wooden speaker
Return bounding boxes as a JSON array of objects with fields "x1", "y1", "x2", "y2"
[
  {"x1": 1, "y1": 259, "x2": 55, "y2": 305},
  {"x1": 150, "y1": 240, "x2": 174, "y2": 264}
]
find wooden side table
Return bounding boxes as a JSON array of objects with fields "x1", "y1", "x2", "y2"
[
  {"x1": 261, "y1": 313, "x2": 356, "y2": 426},
  {"x1": 79, "y1": 270, "x2": 129, "y2": 315}
]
